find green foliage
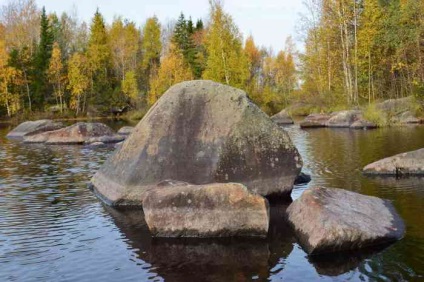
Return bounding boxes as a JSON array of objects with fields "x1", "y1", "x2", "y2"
[
  {"x1": 141, "y1": 17, "x2": 161, "y2": 71},
  {"x1": 87, "y1": 9, "x2": 112, "y2": 107},
  {"x1": 363, "y1": 103, "x2": 388, "y2": 127},
  {"x1": 122, "y1": 70, "x2": 139, "y2": 102},
  {"x1": 203, "y1": 1, "x2": 249, "y2": 89}
]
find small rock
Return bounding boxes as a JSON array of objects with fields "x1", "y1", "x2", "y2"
[
  {"x1": 271, "y1": 110, "x2": 294, "y2": 125},
  {"x1": 363, "y1": 148, "x2": 424, "y2": 176},
  {"x1": 142, "y1": 182, "x2": 270, "y2": 238},
  {"x1": 287, "y1": 187, "x2": 405, "y2": 255},
  {"x1": 350, "y1": 119, "x2": 377, "y2": 129},
  {"x1": 118, "y1": 126, "x2": 135, "y2": 135},
  {"x1": 294, "y1": 172, "x2": 312, "y2": 185}
]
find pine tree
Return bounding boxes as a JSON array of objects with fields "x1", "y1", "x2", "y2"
[
  {"x1": 87, "y1": 9, "x2": 112, "y2": 108},
  {"x1": 33, "y1": 6, "x2": 54, "y2": 107},
  {"x1": 172, "y1": 13, "x2": 199, "y2": 78},
  {"x1": 195, "y1": 19, "x2": 204, "y2": 31}
]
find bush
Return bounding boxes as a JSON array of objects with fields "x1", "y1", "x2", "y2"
[{"x1": 363, "y1": 103, "x2": 388, "y2": 127}]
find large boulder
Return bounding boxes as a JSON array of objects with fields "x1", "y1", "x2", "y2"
[
  {"x1": 363, "y1": 148, "x2": 424, "y2": 176},
  {"x1": 300, "y1": 114, "x2": 331, "y2": 128},
  {"x1": 271, "y1": 109, "x2": 294, "y2": 125},
  {"x1": 23, "y1": 122, "x2": 124, "y2": 145},
  {"x1": 325, "y1": 110, "x2": 362, "y2": 128},
  {"x1": 91, "y1": 80, "x2": 302, "y2": 205},
  {"x1": 142, "y1": 181, "x2": 269, "y2": 237},
  {"x1": 6, "y1": 119, "x2": 64, "y2": 139},
  {"x1": 287, "y1": 187, "x2": 405, "y2": 255}
]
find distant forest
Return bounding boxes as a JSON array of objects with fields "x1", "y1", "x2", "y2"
[{"x1": 0, "y1": 0, "x2": 423, "y2": 119}]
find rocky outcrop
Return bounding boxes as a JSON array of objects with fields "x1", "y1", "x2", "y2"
[
  {"x1": 375, "y1": 96, "x2": 422, "y2": 124},
  {"x1": 392, "y1": 111, "x2": 421, "y2": 124},
  {"x1": 91, "y1": 80, "x2": 302, "y2": 205},
  {"x1": 6, "y1": 119, "x2": 64, "y2": 139},
  {"x1": 325, "y1": 110, "x2": 362, "y2": 128},
  {"x1": 24, "y1": 122, "x2": 124, "y2": 145},
  {"x1": 287, "y1": 187, "x2": 405, "y2": 255},
  {"x1": 117, "y1": 126, "x2": 134, "y2": 136},
  {"x1": 363, "y1": 148, "x2": 424, "y2": 176},
  {"x1": 300, "y1": 114, "x2": 331, "y2": 128},
  {"x1": 142, "y1": 181, "x2": 269, "y2": 238},
  {"x1": 271, "y1": 110, "x2": 294, "y2": 125}
]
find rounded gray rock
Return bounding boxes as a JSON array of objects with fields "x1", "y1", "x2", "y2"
[{"x1": 287, "y1": 187, "x2": 405, "y2": 255}]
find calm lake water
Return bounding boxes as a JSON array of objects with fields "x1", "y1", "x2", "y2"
[{"x1": 0, "y1": 120, "x2": 423, "y2": 281}]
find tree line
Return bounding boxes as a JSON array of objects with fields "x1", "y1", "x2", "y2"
[
  {"x1": 301, "y1": 0, "x2": 424, "y2": 108},
  {"x1": 0, "y1": 0, "x2": 297, "y2": 119}
]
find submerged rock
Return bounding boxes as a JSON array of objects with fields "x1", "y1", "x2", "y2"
[
  {"x1": 24, "y1": 122, "x2": 124, "y2": 145},
  {"x1": 91, "y1": 80, "x2": 302, "y2": 205},
  {"x1": 287, "y1": 187, "x2": 405, "y2": 255},
  {"x1": 300, "y1": 114, "x2": 331, "y2": 128},
  {"x1": 325, "y1": 110, "x2": 362, "y2": 128},
  {"x1": 142, "y1": 181, "x2": 269, "y2": 238},
  {"x1": 363, "y1": 148, "x2": 424, "y2": 176},
  {"x1": 6, "y1": 119, "x2": 64, "y2": 140},
  {"x1": 117, "y1": 126, "x2": 135, "y2": 136},
  {"x1": 350, "y1": 119, "x2": 377, "y2": 129},
  {"x1": 271, "y1": 110, "x2": 294, "y2": 125}
]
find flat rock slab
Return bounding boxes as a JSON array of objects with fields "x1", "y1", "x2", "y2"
[
  {"x1": 287, "y1": 187, "x2": 405, "y2": 255},
  {"x1": 300, "y1": 114, "x2": 331, "y2": 128},
  {"x1": 271, "y1": 110, "x2": 294, "y2": 125},
  {"x1": 363, "y1": 148, "x2": 424, "y2": 176},
  {"x1": 118, "y1": 126, "x2": 135, "y2": 135},
  {"x1": 91, "y1": 80, "x2": 302, "y2": 205},
  {"x1": 6, "y1": 119, "x2": 64, "y2": 139},
  {"x1": 24, "y1": 122, "x2": 124, "y2": 145},
  {"x1": 142, "y1": 182, "x2": 269, "y2": 238}
]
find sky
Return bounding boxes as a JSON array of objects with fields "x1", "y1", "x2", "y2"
[{"x1": 28, "y1": 0, "x2": 306, "y2": 52}]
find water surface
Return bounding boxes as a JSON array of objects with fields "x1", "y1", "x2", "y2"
[{"x1": 0, "y1": 121, "x2": 423, "y2": 281}]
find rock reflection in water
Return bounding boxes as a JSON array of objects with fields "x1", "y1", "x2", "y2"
[
  {"x1": 308, "y1": 244, "x2": 391, "y2": 276},
  {"x1": 105, "y1": 205, "x2": 271, "y2": 281},
  {"x1": 103, "y1": 201, "x2": 396, "y2": 280}
]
